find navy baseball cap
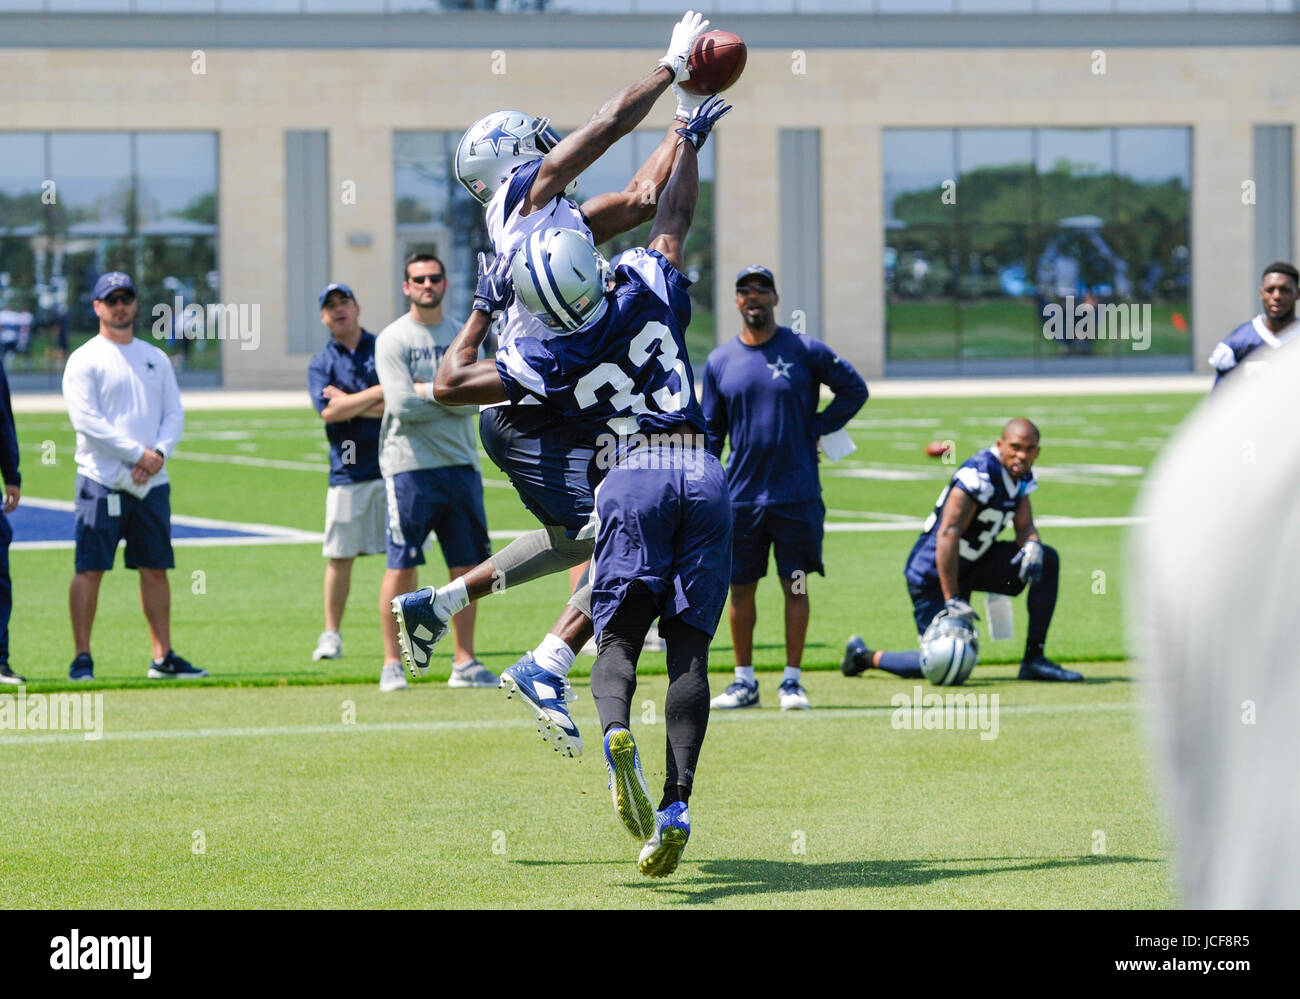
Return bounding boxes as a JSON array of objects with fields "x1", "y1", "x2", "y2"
[
  {"x1": 319, "y1": 283, "x2": 356, "y2": 308},
  {"x1": 735, "y1": 266, "x2": 776, "y2": 290},
  {"x1": 92, "y1": 272, "x2": 135, "y2": 300}
]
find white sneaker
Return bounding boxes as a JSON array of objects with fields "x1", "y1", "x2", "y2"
[
  {"x1": 710, "y1": 680, "x2": 760, "y2": 710},
  {"x1": 778, "y1": 679, "x2": 811, "y2": 711},
  {"x1": 379, "y1": 662, "x2": 409, "y2": 692},
  {"x1": 312, "y1": 630, "x2": 342, "y2": 661},
  {"x1": 447, "y1": 658, "x2": 498, "y2": 688}
]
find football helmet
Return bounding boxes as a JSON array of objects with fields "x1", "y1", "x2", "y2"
[
  {"x1": 512, "y1": 227, "x2": 610, "y2": 335},
  {"x1": 454, "y1": 110, "x2": 575, "y2": 205},
  {"x1": 920, "y1": 610, "x2": 980, "y2": 686}
]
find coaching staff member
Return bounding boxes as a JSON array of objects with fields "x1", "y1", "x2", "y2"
[
  {"x1": 308, "y1": 282, "x2": 385, "y2": 666},
  {"x1": 702, "y1": 266, "x2": 867, "y2": 712},
  {"x1": 62, "y1": 272, "x2": 203, "y2": 681}
]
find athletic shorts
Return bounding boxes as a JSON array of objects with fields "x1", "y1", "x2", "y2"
[
  {"x1": 906, "y1": 540, "x2": 1029, "y2": 634},
  {"x1": 74, "y1": 475, "x2": 174, "y2": 573},
  {"x1": 323, "y1": 478, "x2": 386, "y2": 559},
  {"x1": 591, "y1": 444, "x2": 732, "y2": 639},
  {"x1": 385, "y1": 466, "x2": 491, "y2": 570},
  {"x1": 729, "y1": 499, "x2": 826, "y2": 585},
  {"x1": 479, "y1": 405, "x2": 598, "y2": 539}
]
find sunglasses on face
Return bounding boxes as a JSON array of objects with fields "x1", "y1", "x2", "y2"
[
  {"x1": 408, "y1": 273, "x2": 445, "y2": 285},
  {"x1": 103, "y1": 293, "x2": 136, "y2": 306}
]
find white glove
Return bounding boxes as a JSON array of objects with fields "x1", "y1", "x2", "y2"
[
  {"x1": 673, "y1": 82, "x2": 707, "y2": 119},
  {"x1": 659, "y1": 10, "x2": 709, "y2": 83}
]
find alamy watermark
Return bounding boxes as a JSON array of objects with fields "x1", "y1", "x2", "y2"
[
  {"x1": 1042, "y1": 296, "x2": 1151, "y2": 351},
  {"x1": 151, "y1": 297, "x2": 261, "y2": 351},
  {"x1": 0, "y1": 686, "x2": 103, "y2": 741},
  {"x1": 593, "y1": 430, "x2": 711, "y2": 481},
  {"x1": 890, "y1": 685, "x2": 999, "y2": 741}
]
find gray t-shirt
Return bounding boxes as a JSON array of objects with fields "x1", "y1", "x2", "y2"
[{"x1": 374, "y1": 311, "x2": 481, "y2": 477}]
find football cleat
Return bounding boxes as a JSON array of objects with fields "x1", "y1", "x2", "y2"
[
  {"x1": 447, "y1": 658, "x2": 498, "y2": 688},
  {"x1": 777, "y1": 679, "x2": 811, "y2": 711},
  {"x1": 390, "y1": 587, "x2": 450, "y2": 678},
  {"x1": 603, "y1": 727, "x2": 654, "y2": 840},
  {"x1": 0, "y1": 663, "x2": 25, "y2": 685},
  {"x1": 638, "y1": 802, "x2": 691, "y2": 879},
  {"x1": 69, "y1": 653, "x2": 94, "y2": 682},
  {"x1": 710, "y1": 679, "x2": 759, "y2": 710},
  {"x1": 312, "y1": 630, "x2": 342, "y2": 661},
  {"x1": 1018, "y1": 656, "x2": 1084, "y2": 682},
  {"x1": 147, "y1": 651, "x2": 208, "y2": 679},
  {"x1": 379, "y1": 662, "x2": 409, "y2": 692},
  {"x1": 842, "y1": 635, "x2": 871, "y2": 677},
  {"x1": 500, "y1": 653, "x2": 583, "y2": 757}
]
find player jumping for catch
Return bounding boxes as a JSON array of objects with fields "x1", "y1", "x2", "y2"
[{"x1": 422, "y1": 96, "x2": 731, "y2": 878}]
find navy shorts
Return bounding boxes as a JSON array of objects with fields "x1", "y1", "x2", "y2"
[
  {"x1": 480, "y1": 405, "x2": 598, "y2": 539},
  {"x1": 591, "y1": 444, "x2": 732, "y2": 639},
  {"x1": 74, "y1": 475, "x2": 175, "y2": 573},
  {"x1": 729, "y1": 499, "x2": 826, "y2": 585},
  {"x1": 907, "y1": 540, "x2": 1028, "y2": 634},
  {"x1": 385, "y1": 466, "x2": 492, "y2": 570}
]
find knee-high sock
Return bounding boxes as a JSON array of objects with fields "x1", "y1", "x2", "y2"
[
  {"x1": 589, "y1": 591, "x2": 657, "y2": 735},
  {"x1": 877, "y1": 650, "x2": 923, "y2": 678},
  {"x1": 658, "y1": 615, "x2": 712, "y2": 808},
  {"x1": 1024, "y1": 545, "x2": 1060, "y2": 659}
]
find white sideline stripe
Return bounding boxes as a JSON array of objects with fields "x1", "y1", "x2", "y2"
[
  {"x1": 0, "y1": 701, "x2": 1137, "y2": 746},
  {"x1": 167, "y1": 449, "x2": 512, "y2": 487},
  {"x1": 826, "y1": 515, "x2": 1143, "y2": 533}
]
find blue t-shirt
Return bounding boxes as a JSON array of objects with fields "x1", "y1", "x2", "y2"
[
  {"x1": 495, "y1": 248, "x2": 704, "y2": 446},
  {"x1": 308, "y1": 331, "x2": 382, "y2": 485},
  {"x1": 904, "y1": 447, "x2": 1036, "y2": 588},
  {"x1": 701, "y1": 326, "x2": 867, "y2": 506}
]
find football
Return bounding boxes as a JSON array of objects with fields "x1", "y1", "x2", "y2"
[
  {"x1": 925, "y1": 440, "x2": 950, "y2": 458},
  {"x1": 680, "y1": 30, "x2": 747, "y2": 97}
]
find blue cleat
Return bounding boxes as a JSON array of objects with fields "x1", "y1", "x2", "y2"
[
  {"x1": 638, "y1": 801, "x2": 691, "y2": 878},
  {"x1": 390, "y1": 587, "x2": 450, "y2": 678},
  {"x1": 603, "y1": 727, "x2": 654, "y2": 840},
  {"x1": 499, "y1": 653, "x2": 582, "y2": 757},
  {"x1": 69, "y1": 653, "x2": 94, "y2": 682}
]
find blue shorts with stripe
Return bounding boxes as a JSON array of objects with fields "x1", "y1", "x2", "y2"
[
  {"x1": 385, "y1": 466, "x2": 491, "y2": 570},
  {"x1": 479, "y1": 404, "x2": 598, "y2": 539},
  {"x1": 591, "y1": 444, "x2": 732, "y2": 640},
  {"x1": 73, "y1": 475, "x2": 174, "y2": 573}
]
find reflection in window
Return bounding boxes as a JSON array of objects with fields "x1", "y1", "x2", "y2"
[
  {"x1": 884, "y1": 126, "x2": 1191, "y2": 372},
  {"x1": 0, "y1": 131, "x2": 218, "y2": 376}
]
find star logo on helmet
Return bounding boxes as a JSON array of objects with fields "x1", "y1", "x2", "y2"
[{"x1": 478, "y1": 118, "x2": 530, "y2": 157}]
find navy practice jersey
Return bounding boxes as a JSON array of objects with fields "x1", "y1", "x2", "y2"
[
  {"x1": 495, "y1": 247, "x2": 704, "y2": 443},
  {"x1": 701, "y1": 326, "x2": 867, "y2": 506},
  {"x1": 904, "y1": 446, "x2": 1036, "y2": 588},
  {"x1": 1208, "y1": 314, "x2": 1300, "y2": 388}
]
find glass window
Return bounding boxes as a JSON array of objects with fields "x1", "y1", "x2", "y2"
[
  {"x1": 883, "y1": 130, "x2": 955, "y2": 228},
  {"x1": 957, "y1": 129, "x2": 1033, "y2": 224},
  {"x1": 0, "y1": 133, "x2": 48, "y2": 233}
]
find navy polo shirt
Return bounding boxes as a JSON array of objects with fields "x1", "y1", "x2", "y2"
[{"x1": 308, "y1": 330, "x2": 382, "y2": 485}]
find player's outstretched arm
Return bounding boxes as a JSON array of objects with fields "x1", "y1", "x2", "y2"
[
  {"x1": 646, "y1": 95, "x2": 730, "y2": 270},
  {"x1": 582, "y1": 125, "x2": 680, "y2": 246},
  {"x1": 524, "y1": 11, "x2": 708, "y2": 213},
  {"x1": 935, "y1": 487, "x2": 978, "y2": 601},
  {"x1": 434, "y1": 252, "x2": 511, "y2": 406}
]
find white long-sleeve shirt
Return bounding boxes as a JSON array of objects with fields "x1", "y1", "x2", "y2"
[{"x1": 62, "y1": 334, "x2": 183, "y2": 497}]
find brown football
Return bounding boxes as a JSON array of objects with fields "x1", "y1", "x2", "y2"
[
  {"x1": 925, "y1": 441, "x2": 951, "y2": 458},
  {"x1": 680, "y1": 30, "x2": 747, "y2": 97}
]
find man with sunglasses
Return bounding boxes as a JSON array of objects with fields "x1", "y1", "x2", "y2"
[
  {"x1": 61, "y1": 271, "x2": 203, "y2": 681},
  {"x1": 373, "y1": 252, "x2": 494, "y2": 692}
]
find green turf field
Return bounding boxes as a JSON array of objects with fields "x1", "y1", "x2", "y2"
[{"x1": 1, "y1": 391, "x2": 1198, "y2": 907}]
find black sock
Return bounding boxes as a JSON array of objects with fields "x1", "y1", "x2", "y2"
[
  {"x1": 659, "y1": 784, "x2": 690, "y2": 810},
  {"x1": 1023, "y1": 640, "x2": 1045, "y2": 662}
]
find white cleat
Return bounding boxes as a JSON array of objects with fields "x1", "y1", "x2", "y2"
[
  {"x1": 379, "y1": 662, "x2": 410, "y2": 692},
  {"x1": 312, "y1": 630, "x2": 342, "y2": 661}
]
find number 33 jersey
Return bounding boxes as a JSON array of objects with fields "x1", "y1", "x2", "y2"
[
  {"x1": 494, "y1": 247, "x2": 705, "y2": 443},
  {"x1": 904, "y1": 446, "x2": 1037, "y2": 588}
]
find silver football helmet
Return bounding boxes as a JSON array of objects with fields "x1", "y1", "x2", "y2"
[
  {"x1": 511, "y1": 227, "x2": 611, "y2": 335},
  {"x1": 454, "y1": 110, "x2": 574, "y2": 205},
  {"x1": 920, "y1": 611, "x2": 980, "y2": 686}
]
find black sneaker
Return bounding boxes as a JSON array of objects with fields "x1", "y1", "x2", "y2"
[
  {"x1": 147, "y1": 650, "x2": 208, "y2": 679},
  {"x1": 842, "y1": 635, "x2": 872, "y2": 677},
  {"x1": 69, "y1": 653, "x2": 94, "y2": 682},
  {"x1": 0, "y1": 663, "x2": 25, "y2": 685},
  {"x1": 1018, "y1": 656, "x2": 1083, "y2": 682}
]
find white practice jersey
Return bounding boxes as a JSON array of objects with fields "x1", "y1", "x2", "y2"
[{"x1": 486, "y1": 158, "x2": 593, "y2": 351}]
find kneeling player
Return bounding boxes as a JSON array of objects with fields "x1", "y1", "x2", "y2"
[
  {"x1": 427, "y1": 105, "x2": 729, "y2": 876},
  {"x1": 843, "y1": 419, "x2": 1082, "y2": 683}
]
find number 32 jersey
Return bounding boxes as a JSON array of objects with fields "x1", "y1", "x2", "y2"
[
  {"x1": 494, "y1": 247, "x2": 705, "y2": 443},
  {"x1": 904, "y1": 446, "x2": 1036, "y2": 588}
]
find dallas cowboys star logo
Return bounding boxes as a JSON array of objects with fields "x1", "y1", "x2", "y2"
[
  {"x1": 477, "y1": 118, "x2": 529, "y2": 157},
  {"x1": 767, "y1": 356, "x2": 793, "y2": 380}
]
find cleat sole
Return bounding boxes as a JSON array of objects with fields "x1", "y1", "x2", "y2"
[
  {"x1": 390, "y1": 598, "x2": 429, "y2": 679},
  {"x1": 606, "y1": 730, "x2": 654, "y2": 839},
  {"x1": 639, "y1": 827, "x2": 688, "y2": 878},
  {"x1": 499, "y1": 674, "x2": 582, "y2": 758}
]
